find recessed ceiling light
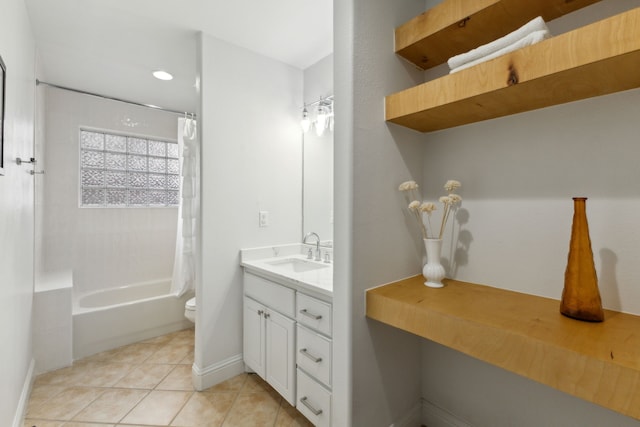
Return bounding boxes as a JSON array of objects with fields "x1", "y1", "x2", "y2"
[{"x1": 152, "y1": 70, "x2": 173, "y2": 81}]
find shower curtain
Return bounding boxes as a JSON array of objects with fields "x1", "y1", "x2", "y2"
[{"x1": 171, "y1": 117, "x2": 198, "y2": 296}]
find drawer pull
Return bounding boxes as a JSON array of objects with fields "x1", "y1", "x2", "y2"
[
  {"x1": 299, "y1": 309, "x2": 322, "y2": 320},
  {"x1": 300, "y1": 396, "x2": 323, "y2": 416},
  {"x1": 300, "y1": 348, "x2": 322, "y2": 363}
]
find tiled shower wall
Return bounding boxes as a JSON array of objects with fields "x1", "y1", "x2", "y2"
[{"x1": 39, "y1": 87, "x2": 180, "y2": 295}]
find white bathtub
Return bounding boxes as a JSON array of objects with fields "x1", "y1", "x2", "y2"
[{"x1": 73, "y1": 279, "x2": 193, "y2": 360}]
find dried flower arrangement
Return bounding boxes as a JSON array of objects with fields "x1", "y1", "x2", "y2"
[{"x1": 398, "y1": 180, "x2": 462, "y2": 239}]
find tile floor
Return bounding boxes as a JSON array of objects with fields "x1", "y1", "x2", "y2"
[{"x1": 25, "y1": 328, "x2": 313, "y2": 427}]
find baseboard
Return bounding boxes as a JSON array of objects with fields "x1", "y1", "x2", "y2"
[
  {"x1": 421, "y1": 398, "x2": 472, "y2": 427},
  {"x1": 13, "y1": 358, "x2": 35, "y2": 427},
  {"x1": 389, "y1": 401, "x2": 423, "y2": 427},
  {"x1": 192, "y1": 353, "x2": 244, "y2": 391}
]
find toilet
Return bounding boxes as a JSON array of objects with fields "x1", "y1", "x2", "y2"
[{"x1": 184, "y1": 297, "x2": 196, "y2": 323}]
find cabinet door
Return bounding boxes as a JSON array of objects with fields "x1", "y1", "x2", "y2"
[
  {"x1": 266, "y1": 309, "x2": 296, "y2": 405},
  {"x1": 243, "y1": 297, "x2": 265, "y2": 378}
]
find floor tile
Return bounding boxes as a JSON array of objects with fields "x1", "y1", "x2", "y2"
[
  {"x1": 26, "y1": 387, "x2": 104, "y2": 420},
  {"x1": 170, "y1": 391, "x2": 236, "y2": 427},
  {"x1": 114, "y1": 363, "x2": 174, "y2": 389},
  {"x1": 202, "y1": 374, "x2": 247, "y2": 394},
  {"x1": 63, "y1": 423, "x2": 116, "y2": 427},
  {"x1": 100, "y1": 343, "x2": 162, "y2": 364},
  {"x1": 33, "y1": 366, "x2": 76, "y2": 387},
  {"x1": 146, "y1": 343, "x2": 193, "y2": 364},
  {"x1": 221, "y1": 391, "x2": 281, "y2": 427},
  {"x1": 25, "y1": 329, "x2": 313, "y2": 427},
  {"x1": 274, "y1": 399, "x2": 315, "y2": 427},
  {"x1": 119, "y1": 390, "x2": 191, "y2": 425},
  {"x1": 25, "y1": 384, "x2": 67, "y2": 415},
  {"x1": 65, "y1": 361, "x2": 136, "y2": 387},
  {"x1": 23, "y1": 420, "x2": 64, "y2": 427},
  {"x1": 156, "y1": 365, "x2": 194, "y2": 391},
  {"x1": 167, "y1": 329, "x2": 194, "y2": 345},
  {"x1": 72, "y1": 388, "x2": 148, "y2": 423}
]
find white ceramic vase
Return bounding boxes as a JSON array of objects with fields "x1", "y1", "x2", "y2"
[{"x1": 423, "y1": 238, "x2": 445, "y2": 288}]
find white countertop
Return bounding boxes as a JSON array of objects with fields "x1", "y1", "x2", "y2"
[{"x1": 240, "y1": 244, "x2": 333, "y2": 300}]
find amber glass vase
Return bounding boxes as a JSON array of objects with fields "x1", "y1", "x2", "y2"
[{"x1": 560, "y1": 197, "x2": 604, "y2": 322}]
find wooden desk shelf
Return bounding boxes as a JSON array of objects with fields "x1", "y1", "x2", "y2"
[
  {"x1": 366, "y1": 276, "x2": 640, "y2": 420},
  {"x1": 396, "y1": 0, "x2": 601, "y2": 70},
  {"x1": 386, "y1": 7, "x2": 640, "y2": 133}
]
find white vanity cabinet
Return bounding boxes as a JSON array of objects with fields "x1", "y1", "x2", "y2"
[
  {"x1": 243, "y1": 272, "x2": 296, "y2": 405},
  {"x1": 241, "y1": 246, "x2": 333, "y2": 426},
  {"x1": 296, "y1": 292, "x2": 332, "y2": 426}
]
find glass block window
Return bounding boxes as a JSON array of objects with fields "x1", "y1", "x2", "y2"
[{"x1": 80, "y1": 129, "x2": 179, "y2": 207}]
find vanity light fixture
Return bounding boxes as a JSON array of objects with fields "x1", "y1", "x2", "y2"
[
  {"x1": 152, "y1": 70, "x2": 173, "y2": 81},
  {"x1": 301, "y1": 95, "x2": 334, "y2": 135}
]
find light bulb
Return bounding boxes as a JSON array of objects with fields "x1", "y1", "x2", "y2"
[
  {"x1": 300, "y1": 108, "x2": 311, "y2": 133},
  {"x1": 315, "y1": 105, "x2": 328, "y2": 136}
]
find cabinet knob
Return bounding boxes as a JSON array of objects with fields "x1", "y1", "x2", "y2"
[
  {"x1": 300, "y1": 396, "x2": 323, "y2": 416},
  {"x1": 264, "y1": 312, "x2": 270, "y2": 318},
  {"x1": 257, "y1": 310, "x2": 264, "y2": 316}
]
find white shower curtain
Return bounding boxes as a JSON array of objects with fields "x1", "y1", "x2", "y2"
[{"x1": 171, "y1": 117, "x2": 198, "y2": 296}]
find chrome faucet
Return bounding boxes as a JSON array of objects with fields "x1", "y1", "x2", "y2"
[{"x1": 303, "y1": 232, "x2": 321, "y2": 261}]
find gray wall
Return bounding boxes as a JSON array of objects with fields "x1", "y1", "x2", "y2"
[
  {"x1": 334, "y1": 0, "x2": 430, "y2": 425},
  {"x1": 336, "y1": 0, "x2": 640, "y2": 425}
]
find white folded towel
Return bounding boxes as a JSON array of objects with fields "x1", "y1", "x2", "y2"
[
  {"x1": 447, "y1": 16, "x2": 550, "y2": 70},
  {"x1": 449, "y1": 29, "x2": 550, "y2": 73}
]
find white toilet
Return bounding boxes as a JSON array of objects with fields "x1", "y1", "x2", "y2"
[{"x1": 184, "y1": 297, "x2": 196, "y2": 323}]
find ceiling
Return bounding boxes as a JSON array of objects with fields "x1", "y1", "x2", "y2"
[{"x1": 24, "y1": 0, "x2": 333, "y2": 114}]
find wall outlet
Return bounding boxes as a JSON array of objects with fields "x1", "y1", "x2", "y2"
[{"x1": 259, "y1": 210, "x2": 269, "y2": 227}]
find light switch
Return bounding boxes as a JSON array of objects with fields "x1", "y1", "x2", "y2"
[{"x1": 259, "y1": 210, "x2": 269, "y2": 227}]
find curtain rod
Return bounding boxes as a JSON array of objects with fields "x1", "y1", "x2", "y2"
[{"x1": 36, "y1": 79, "x2": 196, "y2": 118}]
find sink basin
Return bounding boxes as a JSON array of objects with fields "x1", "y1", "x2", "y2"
[{"x1": 266, "y1": 258, "x2": 329, "y2": 273}]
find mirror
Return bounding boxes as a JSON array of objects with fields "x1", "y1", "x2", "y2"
[{"x1": 302, "y1": 129, "x2": 333, "y2": 247}]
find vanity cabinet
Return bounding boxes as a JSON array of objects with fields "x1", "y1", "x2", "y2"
[
  {"x1": 243, "y1": 273, "x2": 296, "y2": 405},
  {"x1": 242, "y1": 267, "x2": 333, "y2": 426}
]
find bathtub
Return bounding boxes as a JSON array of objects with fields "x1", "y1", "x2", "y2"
[{"x1": 73, "y1": 279, "x2": 193, "y2": 360}]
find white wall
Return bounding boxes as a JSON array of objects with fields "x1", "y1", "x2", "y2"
[
  {"x1": 333, "y1": 0, "x2": 431, "y2": 425},
  {"x1": 303, "y1": 54, "x2": 334, "y2": 243},
  {"x1": 0, "y1": 0, "x2": 36, "y2": 424},
  {"x1": 196, "y1": 33, "x2": 303, "y2": 388},
  {"x1": 40, "y1": 88, "x2": 179, "y2": 294},
  {"x1": 414, "y1": 0, "x2": 640, "y2": 425}
]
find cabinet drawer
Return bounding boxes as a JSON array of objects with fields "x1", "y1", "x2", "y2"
[
  {"x1": 244, "y1": 272, "x2": 295, "y2": 317},
  {"x1": 296, "y1": 293, "x2": 332, "y2": 337},
  {"x1": 297, "y1": 368, "x2": 331, "y2": 427},
  {"x1": 296, "y1": 324, "x2": 332, "y2": 387}
]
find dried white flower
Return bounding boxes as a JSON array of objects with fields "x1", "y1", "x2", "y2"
[
  {"x1": 444, "y1": 180, "x2": 461, "y2": 192},
  {"x1": 439, "y1": 196, "x2": 452, "y2": 205},
  {"x1": 408, "y1": 200, "x2": 421, "y2": 211},
  {"x1": 398, "y1": 180, "x2": 419, "y2": 191},
  {"x1": 419, "y1": 202, "x2": 437, "y2": 213},
  {"x1": 448, "y1": 194, "x2": 462, "y2": 204}
]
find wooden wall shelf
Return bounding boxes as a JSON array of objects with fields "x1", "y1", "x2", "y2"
[
  {"x1": 386, "y1": 8, "x2": 640, "y2": 133},
  {"x1": 396, "y1": 0, "x2": 601, "y2": 70},
  {"x1": 366, "y1": 276, "x2": 640, "y2": 420}
]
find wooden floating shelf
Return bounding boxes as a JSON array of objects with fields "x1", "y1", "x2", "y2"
[
  {"x1": 386, "y1": 7, "x2": 640, "y2": 133},
  {"x1": 395, "y1": 0, "x2": 601, "y2": 70},
  {"x1": 366, "y1": 276, "x2": 640, "y2": 420}
]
